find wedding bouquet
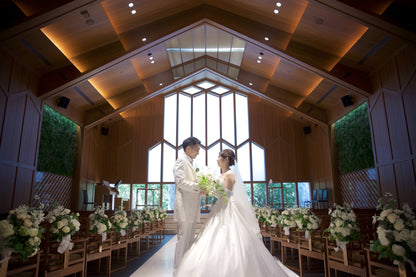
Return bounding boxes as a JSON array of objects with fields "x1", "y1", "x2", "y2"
[
  {"x1": 129, "y1": 210, "x2": 143, "y2": 231},
  {"x1": 45, "y1": 205, "x2": 80, "y2": 253},
  {"x1": 0, "y1": 205, "x2": 44, "y2": 260},
  {"x1": 111, "y1": 209, "x2": 129, "y2": 235},
  {"x1": 196, "y1": 167, "x2": 227, "y2": 200},
  {"x1": 89, "y1": 206, "x2": 112, "y2": 236},
  {"x1": 325, "y1": 203, "x2": 360, "y2": 244},
  {"x1": 280, "y1": 208, "x2": 298, "y2": 235},
  {"x1": 293, "y1": 207, "x2": 320, "y2": 238},
  {"x1": 370, "y1": 193, "x2": 416, "y2": 270}
]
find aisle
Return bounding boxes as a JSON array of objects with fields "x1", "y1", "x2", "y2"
[{"x1": 130, "y1": 235, "x2": 177, "y2": 277}]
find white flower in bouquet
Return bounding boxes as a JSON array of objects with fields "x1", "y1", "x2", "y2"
[
  {"x1": 141, "y1": 208, "x2": 155, "y2": 223},
  {"x1": 129, "y1": 210, "x2": 143, "y2": 230},
  {"x1": 45, "y1": 205, "x2": 80, "y2": 242},
  {"x1": 370, "y1": 193, "x2": 416, "y2": 269},
  {"x1": 196, "y1": 167, "x2": 228, "y2": 200},
  {"x1": 89, "y1": 206, "x2": 112, "y2": 235},
  {"x1": 325, "y1": 203, "x2": 360, "y2": 243},
  {"x1": 111, "y1": 209, "x2": 129, "y2": 233},
  {"x1": 293, "y1": 207, "x2": 321, "y2": 233},
  {"x1": 0, "y1": 205, "x2": 44, "y2": 260}
]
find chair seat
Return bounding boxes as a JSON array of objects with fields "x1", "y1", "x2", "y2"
[{"x1": 374, "y1": 268, "x2": 399, "y2": 277}]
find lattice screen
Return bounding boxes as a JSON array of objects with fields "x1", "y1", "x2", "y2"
[{"x1": 340, "y1": 168, "x2": 378, "y2": 208}]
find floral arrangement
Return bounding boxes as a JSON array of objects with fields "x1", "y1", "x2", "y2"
[
  {"x1": 254, "y1": 206, "x2": 280, "y2": 227},
  {"x1": 153, "y1": 207, "x2": 167, "y2": 221},
  {"x1": 89, "y1": 206, "x2": 112, "y2": 235},
  {"x1": 140, "y1": 208, "x2": 155, "y2": 223},
  {"x1": 325, "y1": 203, "x2": 360, "y2": 244},
  {"x1": 129, "y1": 210, "x2": 143, "y2": 231},
  {"x1": 370, "y1": 193, "x2": 416, "y2": 270},
  {"x1": 0, "y1": 205, "x2": 44, "y2": 260},
  {"x1": 280, "y1": 208, "x2": 298, "y2": 235},
  {"x1": 111, "y1": 209, "x2": 129, "y2": 235},
  {"x1": 196, "y1": 167, "x2": 227, "y2": 200},
  {"x1": 293, "y1": 207, "x2": 321, "y2": 233},
  {"x1": 46, "y1": 205, "x2": 81, "y2": 243}
]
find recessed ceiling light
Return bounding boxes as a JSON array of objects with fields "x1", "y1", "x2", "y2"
[
  {"x1": 276, "y1": 2, "x2": 282, "y2": 7},
  {"x1": 249, "y1": 82, "x2": 253, "y2": 86},
  {"x1": 265, "y1": 37, "x2": 269, "y2": 41},
  {"x1": 131, "y1": 9, "x2": 136, "y2": 14},
  {"x1": 149, "y1": 56, "x2": 154, "y2": 60},
  {"x1": 258, "y1": 56, "x2": 263, "y2": 59},
  {"x1": 257, "y1": 60, "x2": 261, "y2": 63},
  {"x1": 129, "y1": 3, "x2": 134, "y2": 7},
  {"x1": 142, "y1": 37, "x2": 147, "y2": 42},
  {"x1": 159, "y1": 83, "x2": 163, "y2": 86},
  {"x1": 274, "y1": 9, "x2": 279, "y2": 14},
  {"x1": 150, "y1": 60, "x2": 155, "y2": 64}
]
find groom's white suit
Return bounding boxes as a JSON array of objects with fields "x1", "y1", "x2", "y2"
[{"x1": 173, "y1": 153, "x2": 201, "y2": 271}]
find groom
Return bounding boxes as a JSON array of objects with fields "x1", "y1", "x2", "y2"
[{"x1": 173, "y1": 137, "x2": 202, "y2": 273}]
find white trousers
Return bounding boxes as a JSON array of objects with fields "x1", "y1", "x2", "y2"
[{"x1": 174, "y1": 221, "x2": 197, "y2": 271}]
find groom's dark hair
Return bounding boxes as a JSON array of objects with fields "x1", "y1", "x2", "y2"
[{"x1": 183, "y1": 137, "x2": 201, "y2": 150}]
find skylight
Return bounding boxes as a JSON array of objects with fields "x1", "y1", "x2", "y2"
[
  {"x1": 183, "y1": 86, "x2": 201, "y2": 94},
  {"x1": 211, "y1": 86, "x2": 230, "y2": 94},
  {"x1": 196, "y1": 81, "x2": 215, "y2": 89}
]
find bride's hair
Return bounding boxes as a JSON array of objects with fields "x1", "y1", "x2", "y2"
[{"x1": 219, "y1": 149, "x2": 235, "y2": 166}]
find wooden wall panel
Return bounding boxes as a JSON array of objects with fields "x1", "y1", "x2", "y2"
[
  {"x1": 0, "y1": 51, "x2": 42, "y2": 214},
  {"x1": 368, "y1": 43, "x2": 416, "y2": 208}
]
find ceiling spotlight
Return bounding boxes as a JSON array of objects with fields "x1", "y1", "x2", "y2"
[
  {"x1": 264, "y1": 37, "x2": 269, "y2": 41},
  {"x1": 150, "y1": 60, "x2": 155, "y2": 64},
  {"x1": 276, "y1": 2, "x2": 282, "y2": 7},
  {"x1": 249, "y1": 82, "x2": 253, "y2": 86},
  {"x1": 142, "y1": 37, "x2": 147, "y2": 42},
  {"x1": 128, "y1": 3, "x2": 134, "y2": 7},
  {"x1": 257, "y1": 60, "x2": 261, "y2": 63},
  {"x1": 159, "y1": 83, "x2": 163, "y2": 86},
  {"x1": 149, "y1": 56, "x2": 154, "y2": 60},
  {"x1": 258, "y1": 56, "x2": 263, "y2": 59},
  {"x1": 131, "y1": 9, "x2": 136, "y2": 14},
  {"x1": 273, "y1": 9, "x2": 279, "y2": 14}
]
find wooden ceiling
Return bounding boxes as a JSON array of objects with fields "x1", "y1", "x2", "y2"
[{"x1": 1, "y1": 0, "x2": 414, "y2": 127}]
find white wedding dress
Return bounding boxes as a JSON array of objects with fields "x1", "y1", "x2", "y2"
[{"x1": 175, "y1": 176, "x2": 298, "y2": 277}]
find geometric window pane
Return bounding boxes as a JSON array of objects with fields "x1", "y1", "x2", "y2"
[
  {"x1": 178, "y1": 93, "x2": 191, "y2": 146},
  {"x1": 244, "y1": 183, "x2": 252, "y2": 203},
  {"x1": 183, "y1": 86, "x2": 201, "y2": 94},
  {"x1": 283, "y1": 182, "x2": 297, "y2": 208},
  {"x1": 207, "y1": 93, "x2": 220, "y2": 146},
  {"x1": 117, "y1": 184, "x2": 130, "y2": 199},
  {"x1": 211, "y1": 86, "x2": 229, "y2": 94},
  {"x1": 252, "y1": 142, "x2": 265, "y2": 181},
  {"x1": 163, "y1": 143, "x2": 176, "y2": 182},
  {"x1": 221, "y1": 93, "x2": 234, "y2": 145},
  {"x1": 163, "y1": 184, "x2": 176, "y2": 210},
  {"x1": 194, "y1": 146, "x2": 206, "y2": 169},
  {"x1": 298, "y1": 182, "x2": 311, "y2": 208},
  {"x1": 132, "y1": 184, "x2": 145, "y2": 210},
  {"x1": 268, "y1": 186, "x2": 282, "y2": 209},
  {"x1": 164, "y1": 93, "x2": 177, "y2": 145},
  {"x1": 207, "y1": 142, "x2": 220, "y2": 172},
  {"x1": 196, "y1": 81, "x2": 215, "y2": 89},
  {"x1": 148, "y1": 143, "x2": 161, "y2": 182},
  {"x1": 237, "y1": 142, "x2": 251, "y2": 181},
  {"x1": 193, "y1": 94, "x2": 206, "y2": 146},
  {"x1": 235, "y1": 93, "x2": 249, "y2": 145},
  {"x1": 253, "y1": 183, "x2": 266, "y2": 207},
  {"x1": 221, "y1": 142, "x2": 234, "y2": 154},
  {"x1": 148, "y1": 184, "x2": 161, "y2": 207}
]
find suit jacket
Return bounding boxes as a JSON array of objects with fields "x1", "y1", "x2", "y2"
[{"x1": 173, "y1": 154, "x2": 201, "y2": 222}]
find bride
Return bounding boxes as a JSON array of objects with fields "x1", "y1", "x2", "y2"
[{"x1": 175, "y1": 149, "x2": 298, "y2": 276}]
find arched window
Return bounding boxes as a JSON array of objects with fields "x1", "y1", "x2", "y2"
[{"x1": 146, "y1": 81, "x2": 266, "y2": 211}]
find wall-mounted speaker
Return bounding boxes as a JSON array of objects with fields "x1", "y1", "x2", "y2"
[
  {"x1": 57, "y1": 96, "x2": 70, "y2": 109},
  {"x1": 303, "y1": 126, "x2": 311, "y2": 134},
  {"x1": 341, "y1": 95, "x2": 353, "y2": 107},
  {"x1": 101, "y1": 127, "x2": 109, "y2": 136}
]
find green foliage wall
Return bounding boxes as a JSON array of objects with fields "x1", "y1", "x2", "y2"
[
  {"x1": 37, "y1": 105, "x2": 77, "y2": 176},
  {"x1": 334, "y1": 103, "x2": 375, "y2": 174}
]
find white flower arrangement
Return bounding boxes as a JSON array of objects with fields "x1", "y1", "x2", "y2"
[
  {"x1": 370, "y1": 193, "x2": 416, "y2": 270},
  {"x1": 153, "y1": 207, "x2": 167, "y2": 221},
  {"x1": 129, "y1": 210, "x2": 143, "y2": 231},
  {"x1": 140, "y1": 208, "x2": 155, "y2": 223},
  {"x1": 293, "y1": 207, "x2": 321, "y2": 236},
  {"x1": 111, "y1": 209, "x2": 129, "y2": 235},
  {"x1": 89, "y1": 206, "x2": 112, "y2": 235},
  {"x1": 325, "y1": 203, "x2": 360, "y2": 244},
  {"x1": 280, "y1": 208, "x2": 298, "y2": 235},
  {"x1": 196, "y1": 167, "x2": 227, "y2": 200},
  {"x1": 0, "y1": 205, "x2": 44, "y2": 260},
  {"x1": 254, "y1": 207, "x2": 280, "y2": 227}
]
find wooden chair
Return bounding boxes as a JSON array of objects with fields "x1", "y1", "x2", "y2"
[
  {"x1": 298, "y1": 229, "x2": 327, "y2": 277},
  {"x1": 126, "y1": 228, "x2": 141, "y2": 262},
  {"x1": 85, "y1": 233, "x2": 112, "y2": 277},
  {"x1": 43, "y1": 238, "x2": 87, "y2": 277},
  {"x1": 2, "y1": 251, "x2": 41, "y2": 277},
  {"x1": 109, "y1": 232, "x2": 128, "y2": 273},
  {"x1": 281, "y1": 228, "x2": 300, "y2": 272},
  {"x1": 269, "y1": 226, "x2": 282, "y2": 258},
  {"x1": 365, "y1": 248, "x2": 416, "y2": 277},
  {"x1": 325, "y1": 237, "x2": 367, "y2": 277}
]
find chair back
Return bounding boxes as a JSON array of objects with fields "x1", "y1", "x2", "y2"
[{"x1": 312, "y1": 189, "x2": 318, "y2": 201}]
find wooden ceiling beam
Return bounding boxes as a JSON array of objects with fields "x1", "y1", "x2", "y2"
[
  {"x1": 85, "y1": 68, "x2": 328, "y2": 129},
  {"x1": 308, "y1": 0, "x2": 416, "y2": 44}
]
